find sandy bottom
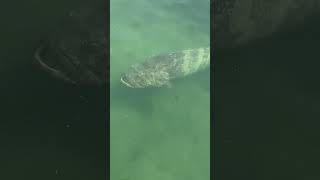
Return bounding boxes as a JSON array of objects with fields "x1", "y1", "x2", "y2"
[{"x1": 110, "y1": 0, "x2": 210, "y2": 179}]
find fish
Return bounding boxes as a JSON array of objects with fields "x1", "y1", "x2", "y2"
[
  {"x1": 34, "y1": 1, "x2": 108, "y2": 85},
  {"x1": 120, "y1": 47, "x2": 210, "y2": 88},
  {"x1": 34, "y1": 0, "x2": 320, "y2": 86}
]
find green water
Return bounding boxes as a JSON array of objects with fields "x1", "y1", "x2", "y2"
[{"x1": 110, "y1": 0, "x2": 210, "y2": 179}]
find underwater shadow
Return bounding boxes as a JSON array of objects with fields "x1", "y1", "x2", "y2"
[{"x1": 110, "y1": 82, "x2": 166, "y2": 118}]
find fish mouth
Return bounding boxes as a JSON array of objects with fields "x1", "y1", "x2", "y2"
[
  {"x1": 120, "y1": 76, "x2": 134, "y2": 88},
  {"x1": 34, "y1": 45, "x2": 76, "y2": 84}
]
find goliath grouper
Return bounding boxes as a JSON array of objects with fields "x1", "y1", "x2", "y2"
[
  {"x1": 34, "y1": 0, "x2": 320, "y2": 86},
  {"x1": 120, "y1": 47, "x2": 210, "y2": 88},
  {"x1": 120, "y1": 0, "x2": 320, "y2": 88}
]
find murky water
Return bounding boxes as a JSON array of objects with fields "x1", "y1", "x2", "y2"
[
  {"x1": 0, "y1": 0, "x2": 107, "y2": 179},
  {"x1": 213, "y1": 14, "x2": 320, "y2": 179}
]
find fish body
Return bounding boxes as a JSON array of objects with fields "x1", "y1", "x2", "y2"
[
  {"x1": 34, "y1": 0, "x2": 320, "y2": 85},
  {"x1": 120, "y1": 47, "x2": 210, "y2": 88}
]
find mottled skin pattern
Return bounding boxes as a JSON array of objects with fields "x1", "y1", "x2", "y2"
[
  {"x1": 120, "y1": 48, "x2": 210, "y2": 88},
  {"x1": 121, "y1": 0, "x2": 320, "y2": 88},
  {"x1": 213, "y1": 0, "x2": 320, "y2": 48},
  {"x1": 34, "y1": 0, "x2": 320, "y2": 86}
]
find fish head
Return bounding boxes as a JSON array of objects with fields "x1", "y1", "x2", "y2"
[
  {"x1": 120, "y1": 65, "x2": 149, "y2": 88},
  {"x1": 120, "y1": 64, "x2": 170, "y2": 88},
  {"x1": 34, "y1": 3, "x2": 108, "y2": 85}
]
